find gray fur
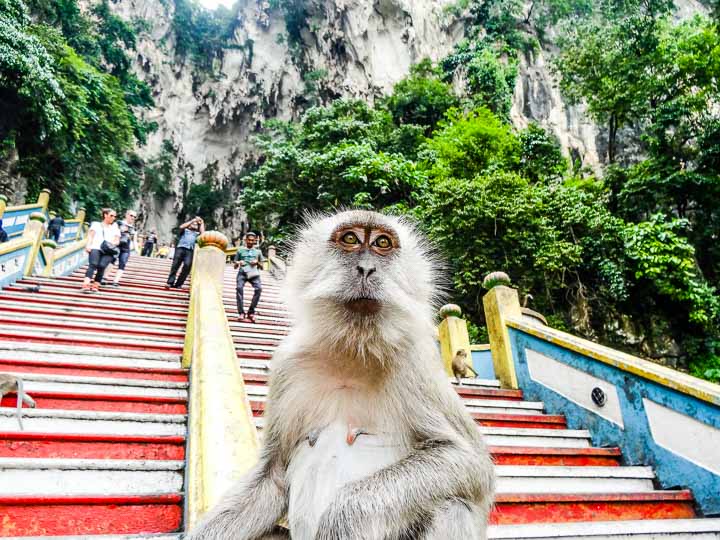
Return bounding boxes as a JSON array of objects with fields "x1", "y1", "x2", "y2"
[
  {"x1": 186, "y1": 210, "x2": 495, "y2": 540},
  {"x1": 0, "y1": 374, "x2": 37, "y2": 430}
]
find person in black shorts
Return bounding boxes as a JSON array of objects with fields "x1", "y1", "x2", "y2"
[{"x1": 112, "y1": 210, "x2": 137, "y2": 287}]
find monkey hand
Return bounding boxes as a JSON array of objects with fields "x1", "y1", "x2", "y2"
[{"x1": 314, "y1": 489, "x2": 387, "y2": 540}]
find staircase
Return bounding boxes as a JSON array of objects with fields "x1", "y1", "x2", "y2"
[
  {"x1": 0, "y1": 257, "x2": 187, "y2": 538},
  {"x1": 222, "y1": 266, "x2": 720, "y2": 539}
]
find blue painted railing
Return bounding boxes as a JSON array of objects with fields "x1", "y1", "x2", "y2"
[
  {"x1": 57, "y1": 220, "x2": 83, "y2": 245},
  {"x1": 501, "y1": 314, "x2": 720, "y2": 515},
  {"x1": 2, "y1": 203, "x2": 46, "y2": 239},
  {"x1": 470, "y1": 345, "x2": 494, "y2": 379},
  {"x1": 0, "y1": 237, "x2": 34, "y2": 288}
]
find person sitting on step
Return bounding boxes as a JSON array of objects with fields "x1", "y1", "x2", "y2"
[
  {"x1": 82, "y1": 208, "x2": 120, "y2": 293},
  {"x1": 165, "y1": 216, "x2": 204, "y2": 289},
  {"x1": 233, "y1": 231, "x2": 264, "y2": 323}
]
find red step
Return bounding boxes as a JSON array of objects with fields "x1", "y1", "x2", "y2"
[
  {"x1": 491, "y1": 491, "x2": 696, "y2": 524},
  {"x1": 1, "y1": 392, "x2": 187, "y2": 414},
  {"x1": 490, "y1": 446, "x2": 622, "y2": 466},
  {"x1": 0, "y1": 332, "x2": 183, "y2": 354},
  {"x1": 0, "y1": 317, "x2": 186, "y2": 340},
  {"x1": 0, "y1": 495, "x2": 182, "y2": 536},
  {"x1": 5, "y1": 286, "x2": 189, "y2": 310},
  {"x1": 0, "y1": 433, "x2": 185, "y2": 460},
  {"x1": 0, "y1": 304, "x2": 186, "y2": 328}
]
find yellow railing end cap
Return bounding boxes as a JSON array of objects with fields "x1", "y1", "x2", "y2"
[{"x1": 198, "y1": 230, "x2": 229, "y2": 251}]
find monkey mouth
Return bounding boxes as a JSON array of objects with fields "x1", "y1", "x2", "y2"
[{"x1": 344, "y1": 297, "x2": 382, "y2": 315}]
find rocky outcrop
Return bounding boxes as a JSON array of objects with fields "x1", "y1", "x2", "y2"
[{"x1": 112, "y1": 0, "x2": 611, "y2": 238}]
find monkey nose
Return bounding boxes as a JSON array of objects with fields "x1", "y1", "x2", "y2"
[{"x1": 356, "y1": 263, "x2": 376, "y2": 279}]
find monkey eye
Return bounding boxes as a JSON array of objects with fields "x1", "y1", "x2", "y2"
[
  {"x1": 372, "y1": 235, "x2": 392, "y2": 249},
  {"x1": 341, "y1": 232, "x2": 360, "y2": 245}
]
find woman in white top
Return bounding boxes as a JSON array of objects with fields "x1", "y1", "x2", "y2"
[{"x1": 82, "y1": 208, "x2": 121, "y2": 293}]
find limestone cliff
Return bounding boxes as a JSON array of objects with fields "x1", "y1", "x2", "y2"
[{"x1": 112, "y1": 0, "x2": 605, "y2": 239}]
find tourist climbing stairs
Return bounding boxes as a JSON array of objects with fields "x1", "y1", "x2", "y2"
[
  {"x1": 222, "y1": 266, "x2": 720, "y2": 539},
  {"x1": 0, "y1": 257, "x2": 187, "y2": 538}
]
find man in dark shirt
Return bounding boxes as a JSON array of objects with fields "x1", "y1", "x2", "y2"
[
  {"x1": 165, "y1": 217, "x2": 205, "y2": 289},
  {"x1": 47, "y1": 213, "x2": 65, "y2": 242},
  {"x1": 141, "y1": 230, "x2": 158, "y2": 257}
]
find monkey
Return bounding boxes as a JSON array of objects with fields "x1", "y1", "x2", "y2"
[
  {"x1": 0, "y1": 374, "x2": 36, "y2": 430},
  {"x1": 451, "y1": 349, "x2": 478, "y2": 385},
  {"x1": 186, "y1": 210, "x2": 495, "y2": 540}
]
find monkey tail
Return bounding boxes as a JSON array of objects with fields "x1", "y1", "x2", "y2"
[{"x1": 16, "y1": 379, "x2": 24, "y2": 431}]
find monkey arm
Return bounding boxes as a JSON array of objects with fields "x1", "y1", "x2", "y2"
[
  {"x1": 315, "y1": 413, "x2": 494, "y2": 539},
  {"x1": 184, "y1": 444, "x2": 288, "y2": 540}
]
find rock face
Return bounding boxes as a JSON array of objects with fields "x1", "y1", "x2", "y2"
[{"x1": 113, "y1": 0, "x2": 604, "y2": 239}]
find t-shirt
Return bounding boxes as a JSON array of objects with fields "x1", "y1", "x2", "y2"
[
  {"x1": 88, "y1": 221, "x2": 120, "y2": 251},
  {"x1": 144, "y1": 234, "x2": 157, "y2": 247},
  {"x1": 177, "y1": 228, "x2": 200, "y2": 250},
  {"x1": 235, "y1": 247, "x2": 264, "y2": 271},
  {"x1": 117, "y1": 220, "x2": 136, "y2": 250}
]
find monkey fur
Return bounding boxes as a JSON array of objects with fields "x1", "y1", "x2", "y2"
[
  {"x1": 0, "y1": 374, "x2": 36, "y2": 430},
  {"x1": 186, "y1": 210, "x2": 495, "y2": 540},
  {"x1": 451, "y1": 350, "x2": 478, "y2": 385}
]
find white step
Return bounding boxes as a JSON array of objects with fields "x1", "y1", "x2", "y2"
[
  {"x1": 496, "y1": 465, "x2": 655, "y2": 493},
  {"x1": 0, "y1": 458, "x2": 184, "y2": 496},
  {"x1": 0, "y1": 408, "x2": 186, "y2": 436},
  {"x1": 2, "y1": 371, "x2": 187, "y2": 398},
  {"x1": 479, "y1": 427, "x2": 591, "y2": 448},
  {"x1": 488, "y1": 519, "x2": 720, "y2": 539},
  {"x1": 0, "y1": 342, "x2": 181, "y2": 362}
]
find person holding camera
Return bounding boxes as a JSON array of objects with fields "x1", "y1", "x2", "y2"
[
  {"x1": 165, "y1": 216, "x2": 205, "y2": 289},
  {"x1": 82, "y1": 208, "x2": 120, "y2": 293},
  {"x1": 234, "y1": 232, "x2": 264, "y2": 323}
]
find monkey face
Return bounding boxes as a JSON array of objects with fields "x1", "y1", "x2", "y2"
[{"x1": 285, "y1": 210, "x2": 443, "y2": 330}]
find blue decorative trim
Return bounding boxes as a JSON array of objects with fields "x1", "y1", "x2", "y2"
[
  {"x1": 1, "y1": 205, "x2": 42, "y2": 238},
  {"x1": 508, "y1": 326, "x2": 720, "y2": 515},
  {"x1": 471, "y1": 349, "x2": 495, "y2": 379},
  {"x1": 0, "y1": 244, "x2": 31, "y2": 289}
]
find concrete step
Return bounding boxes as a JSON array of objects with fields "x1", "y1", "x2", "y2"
[
  {"x1": 488, "y1": 519, "x2": 720, "y2": 539},
  {"x1": 0, "y1": 408, "x2": 186, "y2": 436},
  {"x1": 0, "y1": 458, "x2": 184, "y2": 496},
  {"x1": 495, "y1": 465, "x2": 655, "y2": 493}
]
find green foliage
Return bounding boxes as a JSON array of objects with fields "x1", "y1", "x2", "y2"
[
  {"x1": 181, "y1": 178, "x2": 226, "y2": 230},
  {"x1": 383, "y1": 59, "x2": 460, "y2": 134},
  {"x1": 238, "y1": 100, "x2": 426, "y2": 238},
  {"x1": 171, "y1": 0, "x2": 239, "y2": 75},
  {"x1": 441, "y1": 40, "x2": 518, "y2": 117},
  {"x1": 420, "y1": 108, "x2": 520, "y2": 178},
  {"x1": 0, "y1": 0, "x2": 154, "y2": 217},
  {"x1": 144, "y1": 139, "x2": 176, "y2": 200},
  {"x1": 519, "y1": 123, "x2": 567, "y2": 181}
]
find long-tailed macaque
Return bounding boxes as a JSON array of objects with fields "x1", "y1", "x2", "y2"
[
  {"x1": 0, "y1": 374, "x2": 36, "y2": 430},
  {"x1": 187, "y1": 210, "x2": 495, "y2": 540},
  {"x1": 452, "y1": 349, "x2": 479, "y2": 385}
]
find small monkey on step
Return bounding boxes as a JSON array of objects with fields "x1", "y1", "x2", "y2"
[
  {"x1": 452, "y1": 349, "x2": 478, "y2": 385},
  {"x1": 187, "y1": 210, "x2": 495, "y2": 540},
  {"x1": 0, "y1": 374, "x2": 36, "y2": 430}
]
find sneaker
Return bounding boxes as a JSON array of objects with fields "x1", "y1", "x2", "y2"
[
  {"x1": 91, "y1": 282, "x2": 100, "y2": 293},
  {"x1": 110, "y1": 282, "x2": 120, "y2": 287},
  {"x1": 238, "y1": 313, "x2": 247, "y2": 322},
  {"x1": 81, "y1": 285, "x2": 92, "y2": 294},
  {"x1": 247, "y1": 313, "x2": 256, "y2": 323},
  {"x1": 164, "y1": 284, "x2": 172, "y2": 290}
]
